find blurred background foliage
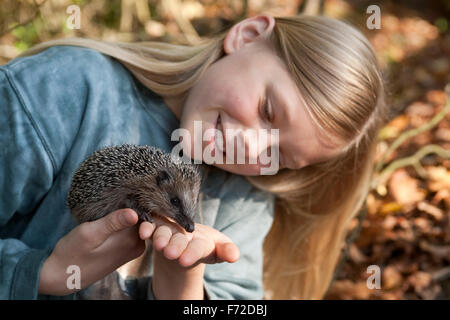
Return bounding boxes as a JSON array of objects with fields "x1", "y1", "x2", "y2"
[{"x1": 1, "y1": 0, "x2": 450, "y2": 300}]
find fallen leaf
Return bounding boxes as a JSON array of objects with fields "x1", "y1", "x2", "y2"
[
  {"x1": 426, "y1": 90, "x2": 447, "y2": 106},
  {"x1": 383, "y1": 266, "x2": 403, "y2": 290},
  {"x1": 348, "y1": 243, "x2": 368, "y2": 264},
  {"x1": 418, "y1": 283, "x2": 441, "y2": 300},
  {"x1": 419, "y1": 241, "x2": 450, "y2": 258},
  {"x1": 435, "y1": 127, "x2": 450, "y2": 142},
  {"x1": 389, "y1": 169, "x2": 427, "y2": 205},
  {"x1": 366, "y1": 193, "x2": 383, "y2": 215},
  {"x1": 326, "y1": 280, "x2": 372, "y2": 300},
  {"x1": 379, "y1": 202, "x2": 403, "y2": 215},
  {"x1": 430, "y1": 266, "x2": 450, "y2": 281},
  {"x1": 414, "y1": 217, "x2": 432, "y2": 233},
  {"x1": 379, "y1": 290, "x2": 404, "y2": 300},
  {"x1": 407, "y1": 271, "x2": 432, "y2": 295},
  {"x1": 431, "y1": 188, "x2": 450, "y2": 206},
  {"x1": 145, "y1": 20, "x2": 166, "y2": 37},
  {"x1": 406, "y1": 101, "x2": 435, "y2": 118},
  {"x1": 382, "y1": 215, "x2": 398, "y2": 230},
  {"x1": 426, "y1": 166, "x2": 450, "y2": 191},
  {"x1": 379, "y1": 115, "x2": 410, "y2": 139},
  {"x1": 417, "y1": 201, "x2": 444, "y2": 220}
]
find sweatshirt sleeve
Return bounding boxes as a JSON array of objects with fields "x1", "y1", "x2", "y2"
[
  {"x1": 203, "y1": 183, "x2": 275, "y2": 300},
  {"x1": 0, "y1": 67, "x2": 56, "y2": 299}
]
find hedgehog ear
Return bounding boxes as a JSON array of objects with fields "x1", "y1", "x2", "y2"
[{"x1": 156, "y1": 170, "x2": 169, "y2": 187}]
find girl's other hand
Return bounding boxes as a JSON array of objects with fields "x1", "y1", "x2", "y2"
[
  {"x1": 149, "y1": 218, "x2": 240, "y2": 267},
  {"x1": 149, "y1": 218, "x2": 240, "y2": 299},
  {"x1": 38, "y1": 209, "x2": 152, "y2": 296}
]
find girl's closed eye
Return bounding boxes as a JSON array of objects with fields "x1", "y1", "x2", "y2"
[{"x1": 260, "y1": 94, "x2": 274, "y2": 123}]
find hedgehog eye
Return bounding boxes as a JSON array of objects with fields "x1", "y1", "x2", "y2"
[{"x1": 170, "y1": 197, "x2": 181, "y2": 207}]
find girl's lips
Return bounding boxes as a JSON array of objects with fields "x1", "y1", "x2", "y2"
[
  {"x1": 209, "y1": 115, "x2": 219, "y2": 144},
  {"x1": 215, "y1": 114, "x2": 226, "y2": 155},
  {"x1": 206, "y1": 113, "x2": 226, "y2": 159}
]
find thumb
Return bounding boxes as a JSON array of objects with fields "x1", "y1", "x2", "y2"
[
  {"x1": 215, "y1": 238, "x2": 240, "y2": 264},
  {"x1": 89, "y1": 209, "x2": 139, "y2": 245}
]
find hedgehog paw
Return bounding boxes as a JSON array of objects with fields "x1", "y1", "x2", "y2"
[{"x1": 141, "y1": 213, "x2": 154, "y2": 224}]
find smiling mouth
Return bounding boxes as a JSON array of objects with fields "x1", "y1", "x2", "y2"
[{"x1": 215, "y1": 114, "x2": 226, "y2": 156}]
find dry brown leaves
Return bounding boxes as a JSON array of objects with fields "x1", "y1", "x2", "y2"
[{"x1": 325, "y1": 1, "x2": 450, "y2": 300}]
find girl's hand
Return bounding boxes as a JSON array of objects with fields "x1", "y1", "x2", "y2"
[
  {"x1": 38, "y1": 209, "x2": 151, "y2": 296},
  {"x1": 142, "y1": 217, "x2": 240, "y2": 299},
  {"x1": 143, "y1": 218, "x2": 240, "y2": 267}
]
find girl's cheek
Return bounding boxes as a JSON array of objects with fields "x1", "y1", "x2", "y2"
[
  {"x1": 230, "y1": 104, "x2": 253, "y2": 123},
  {"x1": 221, "y1": 88, "x2": 254, "y2": 123}
]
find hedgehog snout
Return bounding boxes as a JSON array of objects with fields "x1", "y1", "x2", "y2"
[
  {"x1": 185, "y1": 222, "x2": 195, "y2": 233},
  {"x1": 173, "y1": 210, "x2": 195, "y2": 233}
]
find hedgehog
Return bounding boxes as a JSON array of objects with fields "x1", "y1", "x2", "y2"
[{"x1": 66, "y1": 144, "x2": 201, "y2": 233}]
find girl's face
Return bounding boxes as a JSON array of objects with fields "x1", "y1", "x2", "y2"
[{"x1": 175, "y1": 15, "x2": 344, "y2": 176}]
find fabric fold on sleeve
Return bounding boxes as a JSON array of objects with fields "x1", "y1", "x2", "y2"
[
  {"x1": 0, "y1": 67, "x2": 57, "y2": 300},
  {"x1": 10, "y1": 246, "x2": 53, "y2": 299}
]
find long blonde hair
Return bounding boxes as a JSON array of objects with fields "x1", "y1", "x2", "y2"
[{"x1": 18, "y1": 15, "x2": 389, "y2": 299}]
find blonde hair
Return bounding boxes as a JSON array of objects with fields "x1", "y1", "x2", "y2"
[{"x1": 18, "y1": 15, "x2": 389, "y2": 299}]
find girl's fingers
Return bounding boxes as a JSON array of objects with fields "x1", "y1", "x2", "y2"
[
  {"x1": 179, "y1": 238, "x2": 209, "y2": 267},
  {"x1": 164, "y1": 233, "x2": 189, "y2": 260},
  {"x1": 209, "y1": 227, "x2": 240, "y2": 263},
  {"x1": 216, "y1": 241, "x2": 240, "y2": 263},
  {"x1": 151, "y1": 223, "x2": 240, "y2": 267},
  {"x1": 139, "y1": 221, "x2": 155, "y2": 240},
  {"x1": 152, "y1": 216, "x2": 187, "y2": 235},
  {"x1": 152, "y1": 225, "x2": 172, "y2": 251},
  {"x1": 86, "y1": 209, "x2": 138, "y2": 248}
]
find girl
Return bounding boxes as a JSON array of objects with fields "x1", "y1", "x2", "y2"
[{"x1": 0, "y1": 13, "x2": 389, "y2": 299}]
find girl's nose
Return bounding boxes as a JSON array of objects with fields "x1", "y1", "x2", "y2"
[{"x1": 238, "y1": 127, "x2": 279, "y2": 165}]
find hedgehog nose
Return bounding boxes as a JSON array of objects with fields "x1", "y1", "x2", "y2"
[{"x1": 185, "y1": 222, "x2": 195, "y2": 233}]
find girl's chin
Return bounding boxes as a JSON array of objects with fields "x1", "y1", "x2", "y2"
[{"x1": 210, "y1": 163, "x2": 263, "y2": 176}]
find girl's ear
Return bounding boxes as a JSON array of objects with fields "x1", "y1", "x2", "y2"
[{"x1": 223, "y1": 14, "x2": 275, "y2": 55}]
